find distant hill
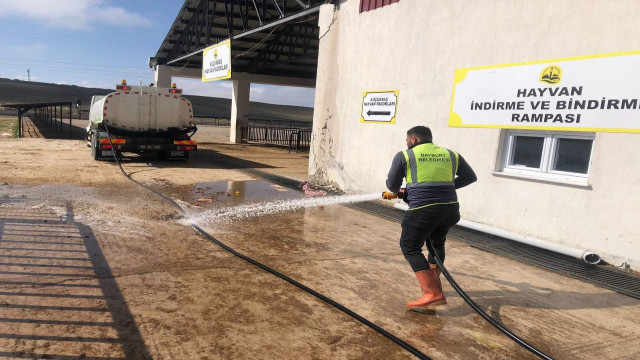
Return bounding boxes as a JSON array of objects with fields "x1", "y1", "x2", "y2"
[{"x1": 0, "y1": 78, "x2": 313, "y2": 123}]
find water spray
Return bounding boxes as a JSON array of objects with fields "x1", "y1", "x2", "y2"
[{"x1": 186, "y1": 193, "x2": 381, "y2": 223}]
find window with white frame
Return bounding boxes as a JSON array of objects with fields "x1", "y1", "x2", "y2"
[{"x1": 500, "y1": 130, "x2": 594, "y2": 183}]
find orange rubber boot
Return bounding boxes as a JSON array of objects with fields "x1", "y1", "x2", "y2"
[
  {"x1": 406, "y1": 269, "x2": 447, "y2": 309},
  {"x1": 430, "y1": 263, "x2": 441, "y2": 277}
]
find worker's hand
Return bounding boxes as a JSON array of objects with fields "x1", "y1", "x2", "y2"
[
  {"x1": 398, "y1": 188, "x2": 406, "y2": 198},
  {"x1": 382, "y1": 191, "x2": 398, "y2": 200}
]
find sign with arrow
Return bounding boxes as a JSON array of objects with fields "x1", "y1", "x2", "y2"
[{"x1": 361, "y1": 90, "x2": 398, "y2": 123}]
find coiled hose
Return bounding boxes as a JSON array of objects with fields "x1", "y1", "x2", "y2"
[{"x1": 104, "y1": 129, "x2": 433, "y2": 360}]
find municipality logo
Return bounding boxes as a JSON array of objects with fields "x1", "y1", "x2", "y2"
[
  {"x1": 540, "y1": 65, "x2": 562, "y2": 85},
  {"x1": 214, "y1": 48, "x2": 219, "y2": 59}
]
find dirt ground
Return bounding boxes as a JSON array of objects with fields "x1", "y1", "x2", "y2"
[
  {"x1": 0, "y1": 120, "x2": 639, "y2": 359},
  {"x1": 0, "y1": 116, "x2": 18, "y2": 139}
]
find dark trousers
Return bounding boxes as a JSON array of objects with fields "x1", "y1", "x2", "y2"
[{"x1": 400, "y1": 203, "x2": 461, "y2": 272}]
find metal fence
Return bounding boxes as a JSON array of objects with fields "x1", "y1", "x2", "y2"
[
  {"x1": 242, "y1": 126, "x2": 312, "y2": 152},
  {"x1": 193, "y1": 117, "x2": 230, "y2": 126},
  {"x1": 289, "y1": 129, "x2": 312, "y2": 153},
  {"x1": 193, "y1": 117, "x2": 312, "y2": 129},
  {"x1": 249, "y1": 118, "x2": 312, "y2": 129}
]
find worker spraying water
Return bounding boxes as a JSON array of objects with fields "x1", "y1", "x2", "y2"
[
  {"x1": 184, "y1": 125, "x2": 476, "y2": 312},
  {"x1": 382, "y1": 126, "x2": 477, "y2": 310}
]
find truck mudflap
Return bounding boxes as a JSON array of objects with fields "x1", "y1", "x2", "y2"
[
  {"x1": 92, "y1": 137, "x2": 121, "y2": 161},
  {"x1": 162, "y1": 140, "x2": 197, "y2": 160}
]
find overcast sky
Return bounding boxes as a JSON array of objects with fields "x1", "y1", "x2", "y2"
[{"x1": 0, "y1": 0, "x2": 315, "y2": 107}]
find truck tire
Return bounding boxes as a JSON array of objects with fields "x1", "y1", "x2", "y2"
[
  {"x1": 91, "y1": 134, "x2": 100, "y2": 160},
  {"x1": 90, "y1": 133, "x2": 118, "y2": 161}
]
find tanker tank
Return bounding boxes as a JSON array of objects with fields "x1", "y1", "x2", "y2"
[
  {"x1": 86, "y1": 81, "x2": 197, "y2": 161},
  {"x1": 89, "y1": 83, "x2": 195, "y2": 135}
]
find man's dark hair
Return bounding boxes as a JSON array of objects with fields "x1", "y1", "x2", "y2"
[{"x1": 407, "y1": 126, "x2": 432, "y2": 142}]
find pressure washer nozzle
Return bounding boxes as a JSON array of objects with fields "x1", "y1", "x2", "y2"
[{"x1": 382, "y1": 191, "x2": 398, "y2": 200}]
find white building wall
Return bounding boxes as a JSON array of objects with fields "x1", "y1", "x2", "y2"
[{"x1": 310, "y1": 0, "x2": 640, "y2": 267}]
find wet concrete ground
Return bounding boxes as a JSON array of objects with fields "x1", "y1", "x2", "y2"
[
  {"x1": 187, "y1": 181, "x2": 640, "y2": 359},
  {"x1": 1, "y1": 135, "x2": 639, "y2": 359}
]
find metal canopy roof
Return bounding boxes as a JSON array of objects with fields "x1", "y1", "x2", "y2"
[{"x1": 152, "y1": 0, "x2": 325, "y2": 80}]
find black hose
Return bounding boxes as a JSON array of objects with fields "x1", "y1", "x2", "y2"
[
  {"x1": 425, "y1": 240, "x2": 554, "y2": 360},
  {"x1": 104, "y1": 129, "x2": 432, "y2": 360},
  {"x1": 105, "y1": 127, "x2": 554, "y2": 359}
]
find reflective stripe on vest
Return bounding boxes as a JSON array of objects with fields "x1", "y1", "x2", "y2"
[{"x1": 403, "y1": 143, "x2": 459, "y2": 188}]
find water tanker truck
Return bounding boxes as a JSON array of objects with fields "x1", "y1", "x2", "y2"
[{"x1": 86, "y1": 80, "x2": 197, "y2": 161}]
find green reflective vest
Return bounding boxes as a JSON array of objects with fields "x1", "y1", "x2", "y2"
[{"x1": 402, "y1": 143, "x2": 459, "y2": 188}]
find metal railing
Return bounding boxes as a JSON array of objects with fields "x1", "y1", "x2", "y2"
[
  {"x1": 242, "y1": 126, "x2": 312, "y2": 152},
  {"x1": 288, "y1": 129, "x2": 312, "y2": 153},
  {"x1": 193, "y1": 117, "x2": 230, "y2": 126},
  {"x1": 249, "y1": 118, "x2": 312, "y2": 129},
  {"x1": 193, "y1": 117, "x2": 312, "y2": 129}
]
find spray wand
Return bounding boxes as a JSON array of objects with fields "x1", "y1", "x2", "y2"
[{"x1": 382, "y1": 188, "x2": 405, "y2": 200}]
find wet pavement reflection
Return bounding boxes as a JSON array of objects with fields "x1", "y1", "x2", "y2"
[{"x1": 186, "y1": 180, "x2": 303, "y2": 208}]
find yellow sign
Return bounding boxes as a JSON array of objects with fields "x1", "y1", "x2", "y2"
[
  {"x1": 449, "y1": 50, "x2": 640, "y2": 134},
  {"x1": 202, "y1": 40, "x2": 231, "y2": 82},
  {"x1": 540, "y1": 65, "x2": 562, "y2": 85}
]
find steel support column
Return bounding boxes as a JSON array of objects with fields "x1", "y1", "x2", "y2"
[
  {"x1": 17, "y1": 109, "x2": 23, "y2": 138},
  {"x1": 230, "y1": 79, "x2": 250, "y2": 143}
]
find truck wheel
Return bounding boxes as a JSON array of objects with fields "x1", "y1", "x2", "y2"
[{"x1": 91, "y1": 135, "x2": 100, "y2": 160}]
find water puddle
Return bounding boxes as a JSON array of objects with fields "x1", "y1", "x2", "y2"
[{"x1": 188, "y1": 180, "x2": 303, "y2": 208}]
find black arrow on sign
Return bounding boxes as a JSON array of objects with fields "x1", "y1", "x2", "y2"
[{"x1": 367, "y1": 110, "x2": 391, "y2": 116}]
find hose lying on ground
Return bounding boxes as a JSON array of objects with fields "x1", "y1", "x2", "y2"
[
  {"x1": 425, "y1": 240, "x2": 555, "y2": 360},
  {"x1": 104, "y1": 128, "x2": 433, "y2": 360}
]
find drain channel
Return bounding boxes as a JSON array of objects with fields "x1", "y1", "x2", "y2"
[{"x1": 348, "y1": 200, "x2": 640, "y2": 301}]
